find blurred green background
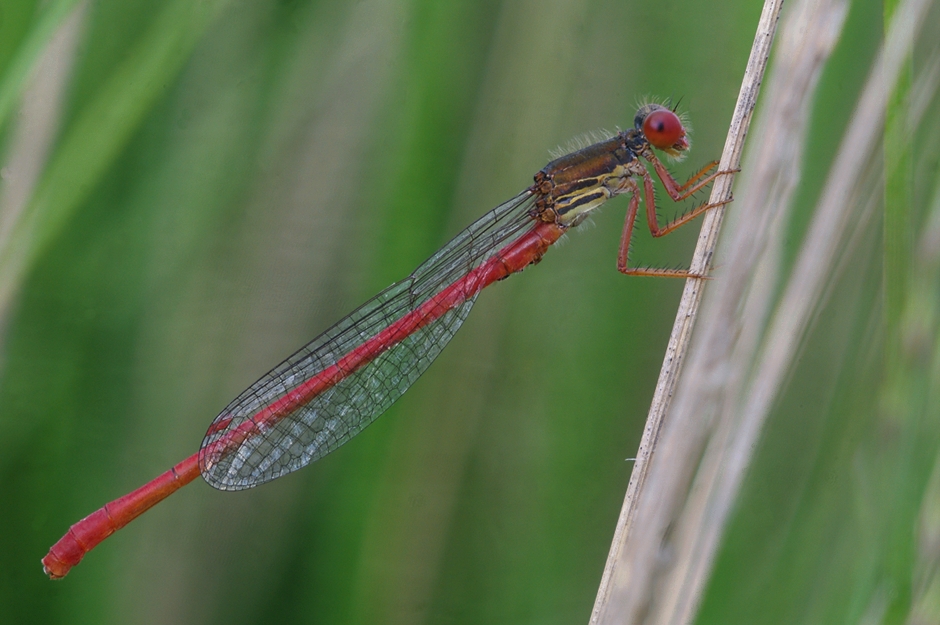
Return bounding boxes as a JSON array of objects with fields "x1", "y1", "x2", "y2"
[{"x1": 3, "y1": 0, "x2": 936, "y2": 624}]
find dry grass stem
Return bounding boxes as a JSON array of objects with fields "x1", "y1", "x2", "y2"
[
  {"x1": 590, "y1": 0, "x2": 783, "y2": 621},
  {"x1": 592, "y1": 0, "x2": 935, "y2": 622}
]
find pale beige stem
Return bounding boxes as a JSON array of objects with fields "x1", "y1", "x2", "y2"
[
  {"x1": 590, "y1": 1, "x2": 783, "y2": 621},
  {"x1": 591, "y1": 0, "x2": 935, "y2": 622}
]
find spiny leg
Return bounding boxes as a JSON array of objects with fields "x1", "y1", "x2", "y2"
[
  {"x1": 617, "y1": 179, "x2": 705, "y2": 278},
  {"x1": 616, "y1": 179, "x2": 641, "y2": 273},
  {"x1": 675, "y1": 159, "x2": 719, "y2": 193},
  {"x1": 644, "y1": 151, "x2": 737, "y2": 201},
  {"x1": 616, "y1": 168, "x2": 733, "y2": 279},
  {"x1": 642, "y1": 169, "x2": 733, "y2": 239}
]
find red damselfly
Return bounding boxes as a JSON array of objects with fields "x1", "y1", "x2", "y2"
[{"x1": 43, "y1": 103, "x2": 733, "y2": 578}]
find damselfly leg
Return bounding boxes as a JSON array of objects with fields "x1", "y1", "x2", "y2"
[{"x1": 616, "y1": 157, "x2": 736, "y2": 278}]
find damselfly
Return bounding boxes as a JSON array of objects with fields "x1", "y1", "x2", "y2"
[{"x1": 43, "y1": 103, "x2": 734, "y2": 578}]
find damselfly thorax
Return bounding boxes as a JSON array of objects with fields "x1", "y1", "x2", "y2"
[{"x1": 531, "y1": 131, "x2": 651, "y2": 228}]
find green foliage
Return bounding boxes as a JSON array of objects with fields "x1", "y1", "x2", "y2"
[{"x1": 1, "y1": 0, "x2": 936, "y2": 624}]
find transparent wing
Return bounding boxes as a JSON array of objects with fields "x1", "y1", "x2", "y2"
[{"x1": 200, "y1": 190, "x2": 537, "y2": 490}]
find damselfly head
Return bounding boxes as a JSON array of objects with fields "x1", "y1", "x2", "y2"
[{"x1": 635, "y1": 104, "x2": 690, "y2": 158}]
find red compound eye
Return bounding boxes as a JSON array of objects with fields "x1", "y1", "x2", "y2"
[{"x1": 642, "y1": 109, "x2": 686, "y2": 151}]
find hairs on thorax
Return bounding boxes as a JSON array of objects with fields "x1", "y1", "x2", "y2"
[{"x1": 549, "y1": 128, "x2": 618, "y2": 160}]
